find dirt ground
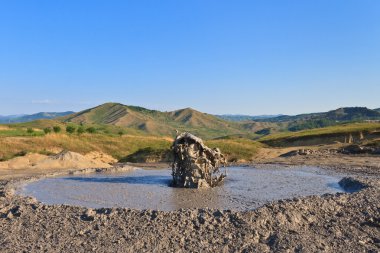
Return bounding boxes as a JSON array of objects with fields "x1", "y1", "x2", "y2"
[{"x1": 0, "y1": 154, "x2": 379, "y2": 252}]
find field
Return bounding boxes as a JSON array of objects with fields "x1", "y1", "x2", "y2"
[
  {"x1": 0, "y1": 121, "x2": 263, "y2": 162},
  {"x1": 1, "y1": 120, "x2": 380, "y2": 162}
]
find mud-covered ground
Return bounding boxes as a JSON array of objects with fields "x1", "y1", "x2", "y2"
[{"x1": 0, "y1": 155, "x2": 379, "y2": 252}]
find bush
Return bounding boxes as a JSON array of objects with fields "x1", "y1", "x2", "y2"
[
  {"x1": 43, "y1": 127, "x2": 52, "y2": 134},
  {"x1": 53, "y1": 126, "x2": 61, "y2": 133},
  {"x1": 66, "y1": 126, "x2": 76, "y2": 134},
  {"x1": 26, "y1": 128, "x2": 34, "y2": 134},
  {"x1": 118, "y1": 130, "x2": 124, "y2": 136},
  {"x1": 77, "y1": 126, "x2": 85, "y2": 135},
  {"x1": 86, "y1": 127, "x2": 96, "y2": 134},
  {"x1": 15, "y1": 150, "x2": 28, "y2": 157}
]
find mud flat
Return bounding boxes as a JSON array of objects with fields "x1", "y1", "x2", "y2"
[
  {"x1": 19, "y1": 166, "x2": 345, "y2": 211},
  {"x1": 0, "y1": 160, "x2": 379, "y2": 252}
]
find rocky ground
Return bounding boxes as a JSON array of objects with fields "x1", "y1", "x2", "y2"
[{"x1": 0, "y1": 155, "x2": 379, "y2": 252}]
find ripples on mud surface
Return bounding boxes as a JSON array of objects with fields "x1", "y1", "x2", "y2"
[{"x1": 20, "y1": 166, "x2": 346, "y2": 211}]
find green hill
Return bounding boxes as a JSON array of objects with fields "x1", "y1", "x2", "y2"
[{"x1": 62, "y1": 103, "x2": 247, "y2": 138}]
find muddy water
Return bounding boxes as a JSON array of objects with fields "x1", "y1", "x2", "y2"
[{"x1": 20, "y1": 166, "x2": 346, "y2": 211}]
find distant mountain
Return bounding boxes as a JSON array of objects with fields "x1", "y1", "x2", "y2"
[
  {"x1": 257, "y1": 107, "x2": 380, "y2": 123},
  {"x1": 375, "y1": 108, "x2": 380, "y2": 113},
  {"x1": 254, "y1": 107, "x2": 380, "y2": 132},
  {"x1": 216, "y1": 114, "x2": 283, "y2": 122},
  {"x1": 62, "y1": 103, "x2": 245, "y2": 138},
  {"x1": 0, "y1": 111, "x2": 75, "y2": 123}
]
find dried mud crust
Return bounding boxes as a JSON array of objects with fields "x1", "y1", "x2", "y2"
[{"x1": 0, "y1": 168, "x2": 379, "y2": 252}]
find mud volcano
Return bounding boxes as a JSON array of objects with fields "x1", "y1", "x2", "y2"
[{"x1": 171, "y1": 132, "x2": 227, "y2": 188}]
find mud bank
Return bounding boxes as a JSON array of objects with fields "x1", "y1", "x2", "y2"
[{"x1": 0, "y1": 164, "x2": 379, "y2": 252}]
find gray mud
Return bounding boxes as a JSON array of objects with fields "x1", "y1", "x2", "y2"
[
  {"x1": 20, "y1": 166, "x2": 345, "y2": 211},
  {"x1": 1, "y1": 163, "x2": 379, "y2": 252}
]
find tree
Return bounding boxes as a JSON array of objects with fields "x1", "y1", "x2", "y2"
[
  {"x1": 86, "y1": 127, "x2": 96, "y2": 134},
  {"x1": 27, "y1": 128, "x2": 34, "y2": 134},
  {"x1": 77, "y1": 126, "x2": 85, "y2": 135},
  {"x1": 53, "y1": 126, "x2": 61, "y2": 133},
  {"x1": 66, "y1": 126, "x2": 76, "y2": 134},
  {"x1": 43, "y1": 127, "x2": 52, "y2": 134}
]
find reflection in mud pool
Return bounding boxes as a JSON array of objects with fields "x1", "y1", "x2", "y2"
[{"x1": 20, "y1": 166, "x2": 347, "y2": 211}]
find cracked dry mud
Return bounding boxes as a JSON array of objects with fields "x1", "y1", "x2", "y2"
[{"x1": 0, "y1": 164, "x2": 379, "y2": 252}]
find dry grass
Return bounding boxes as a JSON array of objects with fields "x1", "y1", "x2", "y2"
[
  {"x1": 0, "y1": 132, "x2": 263, "y2": 163},
  {"x1": 0, "y1": 133, "x2": 171, "y2": 161},
  {"x1": 206, "y1": 138, "x2": 262, "y2": 162},
  {"x1": 260, "y1": 122, "x2": 380, "y2": 142}
]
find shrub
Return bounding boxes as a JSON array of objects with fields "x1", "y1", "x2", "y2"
[
  {"x1": 53, "y1": 126, "x2": 61, "y2": 133},
  {"x1": 66, "y1": 126, "x2": 76, "y2": 134},
  {"x1": 86, "y1": 127, "x2": 96, "y2": 134},
  {"x1": 43, "y1": 127, "x2": 52, "y2": 134},
  {"x1": 118, "y1": 130, "x2": 124, "y2": 136},
  {"x1": 26, "y1": 128, "x2": 34, "y2": 134},
  {"x1": 77, "y1": 126, "x2": 85, "y2": 135}
]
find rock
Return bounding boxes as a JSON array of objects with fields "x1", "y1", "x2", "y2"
[
  {"x1": 81, "y1": 208, "x2": 96, "y2": 221},
  {"x1": 6, "y1": 211, "x2": 14, "y2": 219},
  {"x1": 280, "y1": 149, "x2": 338, "y2": 157},
  {"x1": 171, "y1": 132, "x2": 227, "y2": 188},
  {"x1": 339, "y1": 145, "x2": 379, "y2": 155}
]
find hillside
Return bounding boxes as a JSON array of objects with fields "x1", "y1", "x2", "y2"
[
  {"x1": 260, "y1": 122, "x2": 380, "y2": 147},
  {"x1": 0, "y1": 111, "x2": 74, "y2": 123},
  {"x1": 62, "y1": 103, "x2": 247, "y2": 138}
]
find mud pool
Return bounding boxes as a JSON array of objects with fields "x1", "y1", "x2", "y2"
[{"x1": 19, "y1": 166, "x2": 347, "y2": 211}]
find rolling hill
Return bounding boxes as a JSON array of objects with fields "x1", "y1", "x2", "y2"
[
  {"x1": 62, "y1": 103, "x2": 247, "y2": 138},
  {"x1": 61, "y1": 104, "x2": 380, "y2": 138}
]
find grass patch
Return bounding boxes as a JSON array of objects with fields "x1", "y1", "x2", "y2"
[
  {"x1": 119, "y1": 147, "x2": 172, "y2": 163},
  {"x1": 0, "y1": 129, "x2": 44, "y2": 137},
  {"x1": 206, "y1": 138, "x2": 262, "y2": 162}
]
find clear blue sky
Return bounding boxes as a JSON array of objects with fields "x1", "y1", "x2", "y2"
[{"x1": 0, "y1": 0, "x2": 379, "y2": 115}]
